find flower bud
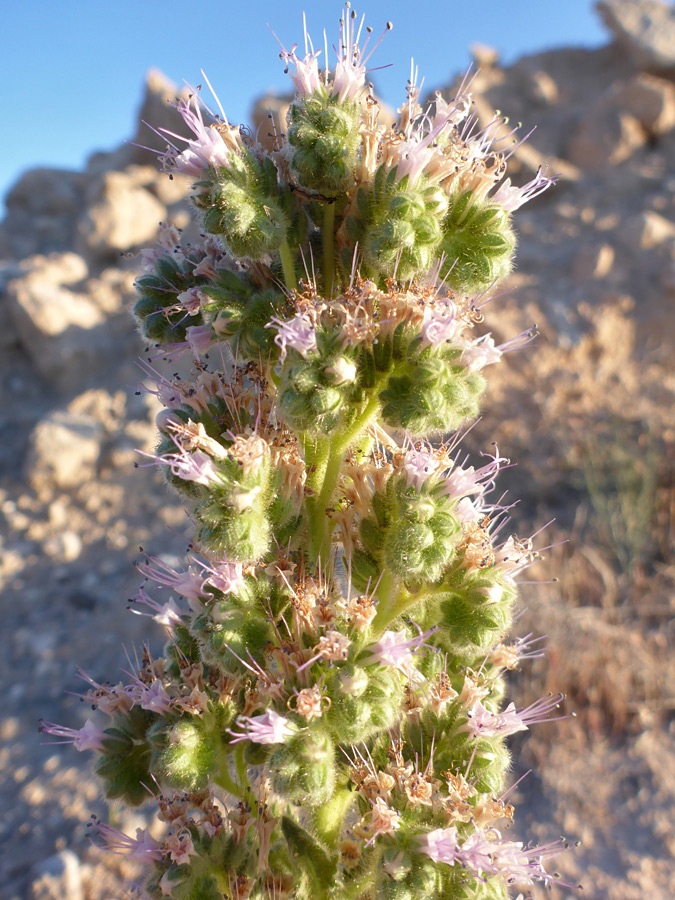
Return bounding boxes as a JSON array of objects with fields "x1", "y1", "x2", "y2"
[
  {"x1": 287, "y1": 93, "x2": 361, "y2": 196},
  {"x1": 324, "y1": 356, "x2": 357, "y2": 385},
  {"x1": 154, "y1": 719, "x2": 218, "y2": 791},
  {"x1": 269, "y1": 728, "x2": 335, "y2": 806},
  {"x1": 196, "y1": 604, "x2": 273, "y2": 673},
  {"x1": 349, "y1": 167, "x2": 445, "y2": 281},
  {"x1": 134, "y1": 253, "x2": 207, "y2": 344},
  {"x1": 326, "y1": 667, "x2": 402, "y2": 742},
  {"x1": 379, "y1": 345, "x2": 486, "y2": 437},
  {"x1": 199, "y1": 152, "x2": 293, "y2": 259},
  {"x1": 438, "y1": 190, "x2": 516, "y2": 293}
]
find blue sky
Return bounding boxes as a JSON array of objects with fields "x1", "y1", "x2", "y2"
[{"x1": 1, "y1": 1, "x2": 608, "y2": 218}]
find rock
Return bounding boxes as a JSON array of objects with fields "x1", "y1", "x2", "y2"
[
  {"x1": 615, "y1": 73, "x2": 675, "y2": 134},
  {"x1": 27, "y1": 410, "x2": 103, "y2": 492},
  {"x1": 6, "y1": 253, "x2": 137, "y2": 389},
  {"x1": 5, "y1": 169, "x2": 88, "y2": 218},
  {"x1": 597, "y1": 0, "x2": 675, "y2": 74},
  {"x1": 29, "y1": 850, "x2": 83, "y2": 900},
  {"x1": 76, "y1": 170, "x2": 166, "y2": 258},
  {"x1": 470, "y1": 43, "x2": 500, "y2": 68},
  {"x1": 128, "y1": 68, "x2": 191, "y2": 166},
  {"x1": 567, "y1": 100, "x2": 646, "y2": 170},
  {"x1": 43, "y1": 530, "x2": 83, "y2": 562},
  {"x1": 573, "y1": 243, "x2": 615, "y2": 280},
  {"x1": 0, "y1": 262, "x2": 23, "y2": 350},
  {"x1": 618, "y1": 210, "x2": 675, "y2": 248},
  {"x1": 0, "y1": 168, "x2": 90, "y2": 258}
]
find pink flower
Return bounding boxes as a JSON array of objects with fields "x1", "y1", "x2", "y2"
[
  {"x1": 493, "y1": 535, "x2": 537, "y2": 577},
  {"x1": 130, "y1": 587, "x2": 184, "y2": 628},
  {"x1": 176, "y1": 287, "x2": 207, "y2": 316},
  {"x1": 267, "y1": 313, "x2": 318, "y2": 363},
  {"x1": 443, "y1": 447, "x2": 509, "y2": 501},
  {"x1": 402, "y1": 446, "x2": 442, "y2": 489},
  {"x1": 418, "y1": 827, "x2": 461, "y2": 864},
  {"x1": 366, "y1": 628, "x2": 435, "y2": 674},
  {"x1": 198, "y1": 557, "x2": 245, "y2": 596},
  {"x1": 419, "y1": 301, "x2": 459, "y2": 348},
  {"x1": 127, "y1": 678, "x2": 172, "y2": 714},
  {"x1": 272, "y1": 19, "x2": 323, "y2": 97},
  {"x1": 465, "y1": 693, "x2": 565, "y2": 739},
  {"x1": 458, "y1": 828, "x2": 497, "y2": 876},
  {"x1": 156, "y1": 90, "x2": 241, "y2": 177},
  {"x1": 368, "y1": 796, "x2": 401, "y2": 838},
  {"x1": 185, "y1": 324, "x2": 216, "y2": 357},
  {"x1": 93, "y1": 822, "x2": 164, "y2": 861},
  {"x1": 229, "y1": 709, "x2": 297, "y2": 745},
  {"x1": 273, "y1": 11, "x2": 390, "y2": 103},
  {"x1": 136, "y1": 555, "x2": 208, "y2": 607},
  {"x1": 39, "y1": 718, "x2": 107, "y2": 752}
]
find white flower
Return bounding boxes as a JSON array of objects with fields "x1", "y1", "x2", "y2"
[
  {"x1": 490, "y1": 167, "x2": 557, "y2": 212},
  {"x1": 461, "y1": 334, "x2": 503, "y2": 372}
]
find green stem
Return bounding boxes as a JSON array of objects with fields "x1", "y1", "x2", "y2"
[
  {"x1": 371, "y1": 586, "x2": 415, "y2": 636},
  {"x1": 303, "y1": 436, "x2": 332, "y2": 565},
  {"x1": 323, "y1": 202, "x2": 336, "y2": 297},
  {"x1": 214, "y1": 766, "x2": 243, "y2": 799},
  {"x1": 304, "y1": 392, "x2": 383, "y2": 566},
  {"x1": 234, "y1": 743, "x2": 248, "y2": 792},
  {"x1": 279, "y1": 240, "x2": 298, "y2": 292},
  {"x1": 313, "y1": 784, "x2": 354, "y2": 848}
]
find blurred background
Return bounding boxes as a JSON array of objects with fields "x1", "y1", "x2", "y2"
[{"x1": 0, "y1": 1, "x2": 673, "y2": 899}]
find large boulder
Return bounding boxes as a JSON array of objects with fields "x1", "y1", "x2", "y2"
[
  {"x1": 5, "y1": 253, "x2": 137, "y2": 390},
  {"x1": 0, "y1": 169, "x2": 90, "y2": 258},
  {"x1": 76, "y1": 168, "x2": 166, "y2": 258},
  {"x1": 597, "y1": 0, "x2": 675, "y2": 74}
]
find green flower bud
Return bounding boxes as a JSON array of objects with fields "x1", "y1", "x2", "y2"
[
  {"x1": 375, "y1": 856, "x2": 441, "y2": 900},
  {"x1": 359, "y1": 474, "x2": 461, "y2": 584},
  {"x1": 326, "y1": 666, "x2": 402, "y2": 742},
  {"x1": 287, "y1": 92, "x2": 361, "y2": 196},
  {"x1": 201, "y1": 268, "x2": 292, "y2": 360},
  {"x1": 379, "y1": 344, "x2": 486, "y2": 437},
  {"x1": 348, "y1": 166, "x2": 445, "y2": 282},
  {"x1": 198, "y1": 151, "x2": 294, "y2": 259},
  {"x1": 196, "y1": 603, "x2": 273, "y2": 673},
  {"x1": 95, "y1": 724, "x2": 154, "y2": 807},
  {"x1": 277, "y1": 331, "x2": 360, "y2": 436},
  {"x1": 269, "y1": 728, "x2": 335, "y2": 806},
  {"x1": 154, "y1": 718, "x2": 218, "y2": 791},
  {"x1": 438, "y1": 190, "x2": 516, "y2": 293},
  {"x1": 424, "y1": 571, "x2": 516, "y2": 661},
  {"x1": 194, "y1": 435, "x2": 273, "y2": 562},
  {"x1": 133, "y1": 253, "x2": 207, "y2": 344}
]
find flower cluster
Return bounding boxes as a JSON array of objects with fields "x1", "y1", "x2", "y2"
[{"x1": 46, "y1": 7, "x2": 574, "y2": 900}]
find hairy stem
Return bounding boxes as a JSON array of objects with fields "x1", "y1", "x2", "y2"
[
  {"x1": 313, "y1": 784, "x2": 355, "y2": 848},
  {"x1": 323, "y1": 201, "x2": 336, "y2": 297},
  {"x1": 304, "y1": 392, "x2": 383, "y2": 565},
  {"x1": 279, "y1": 240, "x2": 298, "y2": 292}
]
